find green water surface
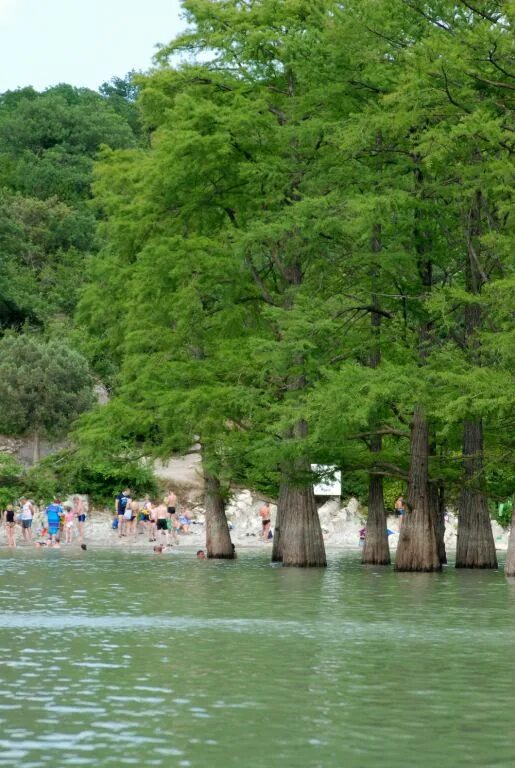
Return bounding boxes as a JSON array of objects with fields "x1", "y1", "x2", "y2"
[{"x1": 0, "y1": 548, "x2": 513, "y2": 767}]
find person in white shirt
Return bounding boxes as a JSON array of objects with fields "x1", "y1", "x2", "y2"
[{"x1": 19, "y1": 498, "x2": 34, "y2": 543}]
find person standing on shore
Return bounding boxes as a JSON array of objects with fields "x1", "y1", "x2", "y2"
[
  {"x1": 126, "y1": 497, "x2": 140, "y2": 544},
  {"x1": 46, "y1": 498, "x2": 63, "y2": 545},
  {"x1": 63, "y1": 504, "x2": 74, "y2": 544},
  {"x1": 19, "y1": 497, "x2": 34, "y2": 543},
  {"x1": 140, "y1": 495, "x2": 152, "y2": 537},
  {"x1": 3, "y1": 505, "x2": 17, "y2": 547},
  {"x1": 148, "y1": 500, "x2": 157, "y2": 541},
  {"x1": 73, "y1": 496, "x2": 86, "y2": 543},
  {"x1": 154, "y1": 501, "x2": 170, "y2": 545},
  {"x1": 115, "y1": 489, "x2": 130, "y2": 538},
  {"x1": 259, "y1": 501, "x2": 271, "y2": 542},
  {"x1": 166, "y1": 489, "x2": 177, "y2": 517},
  {"x1": 395, "y1": 495, "x2": 406, "y2": 527}
]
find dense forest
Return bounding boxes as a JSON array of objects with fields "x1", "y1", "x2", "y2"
[{"x1": 0, "y1": 1, "x2": 513, "y2": 570}]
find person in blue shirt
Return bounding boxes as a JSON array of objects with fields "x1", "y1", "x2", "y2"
[
  {"x1": 46, "y1": 498, "x2": 64, "y2": 544},
  {"x1": 115, "y1": 489, "x2": 130, "y2": 538}
]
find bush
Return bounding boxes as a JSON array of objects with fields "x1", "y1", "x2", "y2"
[
  {"x1": 0, "y1": 453, "x2": 24, "y2": 508},
  {"x1": 25, "y1": 449, "x2": 158, "y2": 507},
  {"x1": 495, "y1": 499, "x2": 513, "y2": 529}
]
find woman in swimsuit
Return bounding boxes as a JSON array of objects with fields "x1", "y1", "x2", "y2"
[
  {"x1": 127, "y1": 498, "x2": 140, "y2": 544},
  {"x1": 3, "y1": 505, "x2": 17, "y2": 547},
  {"x1": 73, "y1": 496, "x2": 86, "y2": 543}
]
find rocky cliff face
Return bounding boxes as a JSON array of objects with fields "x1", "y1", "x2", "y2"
[{"x1": 0, "y1": 434, "x2": 65, "y2": 467}]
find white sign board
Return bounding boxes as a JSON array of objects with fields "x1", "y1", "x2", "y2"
[{"x1": 311, "y1": 465, "x2": 341, "y2": 496}]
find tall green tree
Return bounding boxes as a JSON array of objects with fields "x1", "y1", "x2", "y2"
[{"x1": 0, "y1": 335, "x2": 93, "y2": 462}]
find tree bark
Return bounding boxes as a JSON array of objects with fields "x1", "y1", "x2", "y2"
[
  {"x1": 505, "y1": 505, "x2": 515, "y2": 578},
  {"x1": 362, "y1": 472, "x2": 390, "y2": 565},
  {"x1": 429, "y1": 481, "x2": 447, "y2": 565},
  {"x1": 278, "y1": 469, "x2": 326, "y2": 568},
  {"x1": 203, "y1": 470, "x2": 234, "y2": 559},
  {"x1": 395, "y1": 406, "x2": 441, "y2": 572},
  {"x1": 271, "y1": 482, "x2": 287, "y2": 563},
  {"x1": 456, "y1": 420, "x2": 497, "y2": 568},
  {"x1": 455, "y1": 192, "x2": 497, "y2": 569},
  {"x1": 362, "y1": 223, "x2": 390, "y2": 566}
]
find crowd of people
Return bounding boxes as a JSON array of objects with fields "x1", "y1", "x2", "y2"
[
  {"x1": 114, "y1": 488, "x2": 195, "y2": 546},
  {"x1": 2, "y1": 495, "x2": 86, "y2": 548},
  {"x1": 1, "y1": 487, "x2": 197, "y2": 549}
]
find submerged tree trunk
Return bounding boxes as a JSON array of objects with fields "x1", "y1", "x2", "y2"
[
  {"x1": 455, "y1": 193, "x2": 496, "y2": 569},
  {"x1": 429, "y1": 481, "x2": 447, "y2": 565},
  {"x1": 456, "y1": 420, "x2": 497, "y2": 569},
  {"x1": 271, "y1": 483, "x2": 287, "y2": 563},
  {"x1": 505, "y1": 505, "x2": 515, "y2": 578},
  {"x1": 363, "y1": 472, "x2": 390, "y2": 565},
  {"x1": 395, "y1": 406, "x2": 440, "y2": 572},
  {"x1": 278, "y1": 470, "x2": 326, "y2": 568},
  {"x1": 362, "y1": 224, "x2": 390, "y2": 566},
  {"x1": 273, "y1": 416, "x2": 326, "y2": 567},
  {"x1": 203, "y1": 471, "x2": 234, "y2": 559}
]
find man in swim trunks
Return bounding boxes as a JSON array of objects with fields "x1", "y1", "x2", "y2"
[
  {"x1": 395, "y1": 495, "x2": 406, "y2": 527},
  {"x1": 154, "y1": 501, "x2": 170, "y2": 545},
  {"x1": 166, "y1": 489, "x2": 177, "y2": 517}
]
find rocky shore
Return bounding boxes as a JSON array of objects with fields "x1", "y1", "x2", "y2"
[{"x1": 39, "y1": 491, "x2": 509, "y2": 551}]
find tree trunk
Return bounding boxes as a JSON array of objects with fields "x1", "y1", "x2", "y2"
[
  {"x1": 203, "y1": 471, "x2": 234, "y2": 559},
  {"x1": 455, "y1": 192, "x2": 496, "y2": 569},
  {"x1": 395, "y1": 406, "x2": 440, "y2": 572},
  {"x1": 456, "y1": 420, "x2": 497, "y2": 569},
  {"x1": 362, "y1": 473, "x2": 390, "y2": 565},
  {"x1": 271, "y1": 482, "x2": 287, "y2": 563},
  {"x1": 429, "y1": 481, "x2": 447, "y2": 565},
  {"x1": 278, "y1": 472, "x2": 326, "y2": 568},
  {"x1": 505, "y1": 505, "x2": 515, "y2": 578},
  {"x1": 32, "y1": 431, "x2": 40, "y2": 464},
  {"x1": 362, "y1": 224, "x2": 390, "y2": 566},
  {"x1": 273, "y1": 417, "x2": 326, "y2": 567}
]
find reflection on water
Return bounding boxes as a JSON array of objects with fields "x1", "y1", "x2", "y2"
[{"x1": 0, "y1": 549, "x2": 513, "y2": 767}]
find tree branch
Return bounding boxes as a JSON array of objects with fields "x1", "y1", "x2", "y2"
[
  {"x1": 469, "y1": 73, "x2": 515, "y2": 91},
  {"x1": 458, "y1": 1, "x2": 504, "y2": 24},
  {"x1": 402, "y1": 1, "x2": 452, "y2": 32},
  {"x1": 244, "y1": 257, "x2": 279, "y2": 306}
]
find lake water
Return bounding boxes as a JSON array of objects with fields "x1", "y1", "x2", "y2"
[{"x1": 0, "y1": 548, "x2": 513, "y2": 767}]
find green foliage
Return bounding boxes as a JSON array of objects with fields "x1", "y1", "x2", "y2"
[
  {"x1": 0, "y1": 84, "x2": 136, "y2": 202},
  {"x1": 340, "y1": 471, "x2": 370, "y2": 506},
  {"x1": 34, "y1": 449, "x2": 158, "y2": 507},
  {"x1": 99, "y1": 72, "x2": 144, "y2": 140},
  {"x1": 495, "y1": 499, "x2": 513, "y2": 530},
  {"x1": 0, "y1": 83, "x2": 139, "y2": 334},
  {"x1": 22, "y1": 463, "x2": 59, "y2": 506},
  {"x1": 0, "y1": 334, "x2": 93, "y2": 439},
  {"x1": 72, "y1": 0, "x2": 514, "y2": 509},
  {"x1": 0, "y1": 453, "x2": 24, "y2": 509}
]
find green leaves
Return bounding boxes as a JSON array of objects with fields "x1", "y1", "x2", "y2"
[
  {"x1": 72, "y1": 0, "x2": 514, "y2": 502},
  {"x1": 0, "y1": 335, "x2": 93, "y2": 438}
]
